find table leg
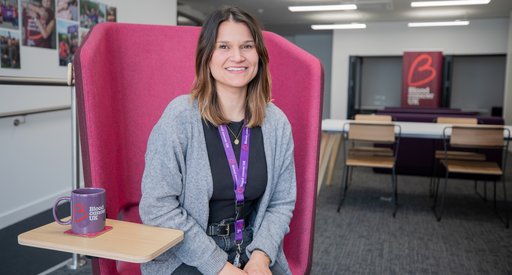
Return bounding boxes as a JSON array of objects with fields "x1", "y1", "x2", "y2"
[
  {"x1": 318, "y1": 133, "x2": 338, "y2": 194},
  {"x1": 326, "y1": 133, "x2": 342, "y2": 186}
]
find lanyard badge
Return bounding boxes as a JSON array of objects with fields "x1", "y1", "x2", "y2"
[{"x1": 218, "y1": 124, "x2": 250, "y2": 267}]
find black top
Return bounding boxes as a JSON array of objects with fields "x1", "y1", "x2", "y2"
[{"x1": 202, "y1": 119, "x2": 267, "y2": 224}]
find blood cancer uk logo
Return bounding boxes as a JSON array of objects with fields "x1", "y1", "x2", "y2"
[
  {"x1": 406, "y1": 53, "x2": 438, "y2": 105},
  {"x1": 73, "y1": 202, "x2": 105, "y2": 222},
  {"x1": 73, "y1": 203, "x2": 88, "y2": 222},
  {"x1": 407, "y1": 54, "x2": 437, "y2": 87}
]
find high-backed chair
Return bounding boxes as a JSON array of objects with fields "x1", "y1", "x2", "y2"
[{"x1": 74, "y1": 23, "x2": 323, "y2": 275}]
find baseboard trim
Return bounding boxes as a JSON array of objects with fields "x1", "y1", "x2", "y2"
[
  {"x1": 38, "y1": 258, "x2": 72, "y2": 275},
  {"x1": 0, "y1": 188, "x2": 71, "y2": 230}
]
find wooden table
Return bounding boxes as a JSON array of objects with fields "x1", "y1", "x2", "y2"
[
  {"x1": 322, "y1": 119, "x2": 512, "y2": 138},
  {"x1": 318, "y1": 119, "x2": 512, "y2": 189},
  {"x1": 18, "y1": 218, "x2": 184, "y2": 263}
]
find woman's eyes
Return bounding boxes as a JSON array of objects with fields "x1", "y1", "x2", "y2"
[{"x1": 217, "y1": 44, "x2": 254, "y2": 50}]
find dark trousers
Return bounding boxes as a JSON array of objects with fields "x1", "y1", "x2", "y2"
[{"x1": 172, "y1": 226, "x2": 252, "y2": 274}]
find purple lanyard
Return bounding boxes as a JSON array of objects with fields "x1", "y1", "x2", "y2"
[{"x1": 218, "y1": 124, "x2": 250, "y2": 243}]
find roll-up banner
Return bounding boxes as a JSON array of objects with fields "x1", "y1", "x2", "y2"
[{"x1": 401, "y1": 51, "x2": 443, "y2": 107}]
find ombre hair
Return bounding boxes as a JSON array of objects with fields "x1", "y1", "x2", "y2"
[{"x1": 191, "y1": 6, "x2": 271, "y2": 127}]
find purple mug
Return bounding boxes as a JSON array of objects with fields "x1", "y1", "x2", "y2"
[{"x1": 53, "y1": 187, "x2": 106, "y2": 235}]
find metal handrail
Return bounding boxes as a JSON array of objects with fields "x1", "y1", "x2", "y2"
[
  {"x1": 0, "y1": 76, "x2": 69, "y2": 86},
  {"x1": 0, "y1": 105, "x2": 71, "y2": 120},
  {"x1": 0, "y1": 75, "x2": 73, "y2": 121}
]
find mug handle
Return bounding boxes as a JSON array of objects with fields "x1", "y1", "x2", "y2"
[{"x1": 53, "y1": 196, "x2": 72, "y2": 225}]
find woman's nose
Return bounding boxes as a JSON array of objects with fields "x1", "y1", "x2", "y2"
[{"x1": 230, "y1": 48, "x2": 245, "y2": 62}]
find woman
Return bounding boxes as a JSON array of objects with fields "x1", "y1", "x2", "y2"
[{"x1": 140, "y1": 6, "x2": 296, "y2": 275}]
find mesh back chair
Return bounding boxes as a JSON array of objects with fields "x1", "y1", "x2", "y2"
[
  {"x1": 74, "y1": 23, "x2": 323, "y2": 275},
  {"x1": 337, "y1": 122, "x2": 401, "y2": 217},
  {"x1": 430, "y1": 117, "x2": 486, "y2": 197},
  {"x1": 433, "y1": 125, "x2": 511, "y2": 227}
]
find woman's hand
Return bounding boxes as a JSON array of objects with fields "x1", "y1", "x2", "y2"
[
  {"x1": 219, "y1": 262, "x2": 247, "y2": 275},
  {"x1": 243, "y1": 250, "x2": 271, "y2": 275}
]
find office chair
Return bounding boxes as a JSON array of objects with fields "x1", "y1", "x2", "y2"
[
  {"x1": 74, "y1": 22, "x2": 323, "y2": 275},
  {"x1": 337, "y1": 122, "x2": 401, "y2": 217},
  {"x1": 351, "y1": 114, "x2": 394, "y2": 156},
  {"x1": 430, "y1": 117, "x2": 486, "y2": 197},
  {"x1": 433, "y1": 125, "x2": 510, "y2": 227}
]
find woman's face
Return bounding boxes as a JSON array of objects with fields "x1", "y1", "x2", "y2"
[
  {"x1": 42, "y1": 0, "x2": 51, "y2": 8},
  {"x1": 209, "y1": 20, "x2": 259, "y2": 94}
]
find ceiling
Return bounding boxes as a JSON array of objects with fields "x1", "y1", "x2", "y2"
[{"x1": 177, "y1": 0, "x2": 512, "y2": 34}]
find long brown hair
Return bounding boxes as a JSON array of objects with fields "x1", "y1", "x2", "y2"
[{"x1": 191, "y1": 6, "x2": 271, "y2": 127}]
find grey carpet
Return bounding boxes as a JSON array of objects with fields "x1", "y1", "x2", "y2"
[
  {"x1": 311, "y1": 153, "x2": 512, "y2": 275},
  {"x1": 0, "y1": 204, "x2": 72, "y2": 275}
]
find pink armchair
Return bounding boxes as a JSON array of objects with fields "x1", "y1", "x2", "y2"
[{"x1": 74, "y1": 22, "x2": 323, "y2": 275}]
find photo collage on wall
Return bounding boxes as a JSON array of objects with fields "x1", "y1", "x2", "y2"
[
  {"x1": 78, "y1": 0, "x2": 116, "y2": 63},
  {"x1": 0, "y1": 0, "x2": 21, "y2": 69},
  {"x1": 0, "y1": 0, "x2": 116, "y2": 69}
]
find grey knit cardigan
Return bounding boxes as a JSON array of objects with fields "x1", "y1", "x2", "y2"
[{"x1": 139, "y1": 95, "x2": 296, "y2": 275}]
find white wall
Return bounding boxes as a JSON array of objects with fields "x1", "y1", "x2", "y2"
[
  {"x1": 0, "y1": 0, "x2": 177, "y2": 230},
  {"x1": 284, "y1": 33, "x2": 332, "y2": 118},
  {"x1": 0, "y1": 0, "x2": 176, "y2": 80},
  {"x1": 505, "y1": 12, "x2": 512, "y2": 127},
  {"x1": 331, "y1": 18, "x2": 509, "y2": 119},
  {"x1": 0, "y1": 102, "x2": 71, "y2": 229}
]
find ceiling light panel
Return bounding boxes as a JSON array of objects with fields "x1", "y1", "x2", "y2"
[
  {"x1": 289, "y1": 4, "x2": 357, "y2": 12},
  {"x1": 406, "y1": 9, "x2": 467, "y2": 19},
  {"x1": 311, "y1": 23, "x2": 367, "y2": 30},
  {"x1": 408, "y1": 21, "x2": 470, "y2": 27},
  {"x1": 306, "y1": 12, "x2": 365, "y2": 21},
  {"x1": 411, "y1": 0, "x2": 491, "y2": 7}
]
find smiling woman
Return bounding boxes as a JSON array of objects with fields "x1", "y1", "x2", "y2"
[
  {"x1": 208, "y1": 20, "x2": 259, "y2": 119},
  {"x1": 191, "y1": 6, "x2": 271, "y2": 128},
  {"x1": 139, "y1": 6, "x2": 296, "y2": 275}
]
